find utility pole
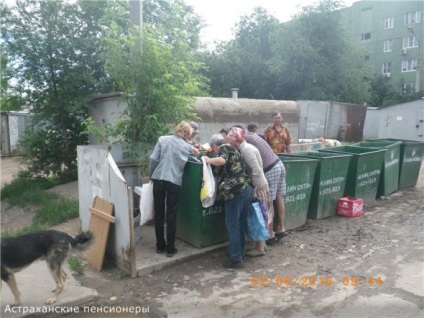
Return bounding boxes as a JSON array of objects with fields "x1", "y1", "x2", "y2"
[{"x1": 130, "y1": 0, "x2": 143, "y2": 28}]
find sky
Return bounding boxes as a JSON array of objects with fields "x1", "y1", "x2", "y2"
[
  {"x1": 3, "y1": 0, "x2": 358, "y2": 46},
  {"x1": 184, "y1": 0, "x2": 358, "y2": 46}
]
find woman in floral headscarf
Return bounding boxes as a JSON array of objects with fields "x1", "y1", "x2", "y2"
[{"x1": 202, "y1": 134, "x2": 252, "y2": 269}]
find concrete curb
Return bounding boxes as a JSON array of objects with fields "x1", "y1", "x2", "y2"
[{"x1": 1, "y1": 261, "x2": 98, "y2": 318}]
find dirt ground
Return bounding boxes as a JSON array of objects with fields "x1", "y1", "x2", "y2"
[{"x1": 1, "y1": 157, "x2": 423, "y2": 317}]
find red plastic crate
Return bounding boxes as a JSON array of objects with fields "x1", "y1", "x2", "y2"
[{"x1": 337, "y1": 197, "x2": 363, "y2": 218}]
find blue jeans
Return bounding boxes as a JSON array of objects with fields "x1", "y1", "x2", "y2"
[{"x1": 224, "y1": 185, "x2": 253, "y2": 262}]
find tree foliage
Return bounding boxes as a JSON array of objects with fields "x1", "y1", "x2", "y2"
[
  {"x1": 368, "y1": 75, "x2": 422, "y2": 108},
  {"x1": 203, "y1": 0, "x2": 372, "y2": 104},
  {"x1": 269, "y1": 0, "x2": 370, "y2": 103},
  {"x1": 204, "y1": 7, "x2": 278, "y2": 98},
  {"x1": 0, "y1": 49, "x2": 23, "y2": 111},
  {"x1": 1, "y1": 0, "x2": 207, "y2": 175},
  {"x1": 96, "y1": 0, "x2": 208, "y2": 148},
  {"x1": 368, "y1": 75, "x2": 400, "y2": 107},
  {"x1": 1, "y1": 0, "x2": 116, "y2": 176}
]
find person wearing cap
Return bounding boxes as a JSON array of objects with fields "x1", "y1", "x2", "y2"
[
  {"x1": 202, "y1": 134, "x2": 252, "y2": 269},
  {"x1": 189, "y1": 121, "x2": 200, "y2": 139},
  {"x1": 219, "y1": 128, "x2": 229, "y2": 137},
  {"x1": 264, "y1": 112, "x2": 292, "y2": 153},
  {"x1": 226, "y1": 127, "x2": 269, "y2": 257},
  {"x1": 188, "y1": 121, "x2": 204, "y2": 150}
]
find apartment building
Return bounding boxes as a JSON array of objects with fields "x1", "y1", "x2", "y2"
[{"x1": 341, "y1": 0, "x2": 423, "y2": 94}]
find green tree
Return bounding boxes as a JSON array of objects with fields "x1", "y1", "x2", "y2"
[
  {"x1": 368, "y1": 75, "x2": 400, "y2": 107},
  {"x1": 0, "y1": 49, "x2": 23, "y2": 111},
  {"x1": 269, "y1": 0, "x2": 371, "y2": 103},
  {"x1": 202, "y1": 42, "x2": 242, "y2": 97},
  {"x1": 97, "y1": 0, "x2": 208, "y2": 148},
  {"x1": 204, "y1": 7, "x2": 278, "y2": 98},
  {"x1": 1, "y1": 0, "x2": 121, "y2": 176}
]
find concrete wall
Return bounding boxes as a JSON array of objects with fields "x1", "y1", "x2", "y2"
[
  {"x1": 192, "y1": 97, "x2": 299, "y2": 144},
  {"x1": 88, "y1": 94, "x2": 370, "y2": 146},
  {"x1": 88, "y1": 94, "x2": 301, "y2": 145},
  {"x1": 77, "y1": 145, "x2": 142, "y2": 277}
]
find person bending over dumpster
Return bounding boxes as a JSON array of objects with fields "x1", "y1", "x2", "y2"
[
  {"x1": 203, "y1": 134, "x2": 253, "y2": 269},
  {"x1": 226, "y1": 127, "x2": 269, "y2": 257},
  {"x1": 149, "y1": 121, "x2": 200, "y2": 257}
]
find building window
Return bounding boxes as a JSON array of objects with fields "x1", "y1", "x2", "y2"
[
  {"x1": 405, "y1": 11, "x2": 421, "y2": 24},
  {"x1": 401, "y1": 59, "x2": 417, "y2": 72},
  {"x1": 402, "y1": 36, "x2": 419, "y2": 49},
  {"x1": 383, "y1": 40, "x2": 393, "y2": 52},
  {"x1": 384, "y1": 17, "x2": 394, "y2": 29},
  {"x1": 382, "y1": 62, "x2": 392, "y2": 74},
  {"x1": 403, "y1": 83, "x2": 416, "y2": 94},
  {"x1": 362, "y1": 55, "x2": 370, "y2": 61},
  {"x1": 361, "y1": 33, "x2": 371, "y2": 41}
]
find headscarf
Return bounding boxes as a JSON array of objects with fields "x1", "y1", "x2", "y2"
[{"x1": 230, "y1": 127, "x2": 246, "y2": 143}]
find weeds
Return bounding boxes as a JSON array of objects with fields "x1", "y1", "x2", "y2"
[
  {"x1": 34, "y1": 198, "x2": 79, "y2": 225},
  {"x1": 68, "y1": 256, "x2": 85, "y2": 275},
  {"x1": 1, "y1": 224, "x2": 47, "y2": 238},
  {"x1": 1, "y1": 170, "x2": 79, "y2": 238}
]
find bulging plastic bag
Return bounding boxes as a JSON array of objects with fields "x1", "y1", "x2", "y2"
[
  {"x1": 246, "y1": 201, "x2": 270, "y2": 241},
  {"x1": 200, "y1": 157, "x2": 216, "y2": 208},
  {"x1": 140, "y1": 181, "x2": 154, "y2": 226}
]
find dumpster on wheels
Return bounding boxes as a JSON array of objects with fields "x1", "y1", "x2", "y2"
[
  {"x1": 319, "y1": 146, "x2": 386, "y2": 206},
  {"x1": 277, "y1": 155, "x2": 318, "y2": 230}
]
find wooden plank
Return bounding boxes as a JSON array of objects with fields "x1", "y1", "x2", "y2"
[
  {"x1": 89, "y1": 207, "x2": 116, "y2": 223},
  {"x1": 84, "y1": 197, "x2": 114, "y2": 271}
]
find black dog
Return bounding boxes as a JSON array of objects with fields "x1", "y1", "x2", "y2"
[{"x1": 1, "y1": 230, "x2": 93, "y2": 306}]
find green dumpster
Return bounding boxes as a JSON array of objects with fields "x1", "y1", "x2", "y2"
[
  {"x1": 283, "y1": 152, "x2": 352, "y2": 219},
  {"x1": 319, "y1": 146, "x2": 386, "y2": 206},
  {"x1": 176, "y1": 161, "x2": 227, "y2": 248},
  {"x1": 352, "y1": 141, "x2": 401, "y2": 197},
  {"x1": 277, "y1": 155, "x2": 319, "y2": 230},
  {"x1": 367, "y1": 138, "x2": 424, "y2": 189}
]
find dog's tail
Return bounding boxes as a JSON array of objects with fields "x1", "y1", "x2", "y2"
[{"x1": 70, "y1": 231, "x2": 94, "y2": 250}]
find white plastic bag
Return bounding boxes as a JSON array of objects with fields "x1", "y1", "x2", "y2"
[
  {"x1": 139, "y1": 181, "x2": 154, "y2": 226},
  {"x1": 200, "y1": 157, "x2": 216, "y2": 208}
]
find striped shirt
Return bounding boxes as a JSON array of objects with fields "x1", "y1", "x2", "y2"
[{"x1": 245, "y1": 133, "x2": 280, "y2": 172}]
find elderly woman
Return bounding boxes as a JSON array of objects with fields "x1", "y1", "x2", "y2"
[
  {"x1": 150, "y1": 121, "x2": 200, "y2": 257},
  {"x1": 226, "y1": 127, "x2": 270, "y2": 256},
  {"x1": 203, "y1": 134, "x2": 252, "y2": 268}
]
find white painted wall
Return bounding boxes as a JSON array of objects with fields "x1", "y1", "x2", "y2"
[{"x1": 77, "y1": 145, "x2": 137, "y2": 277}]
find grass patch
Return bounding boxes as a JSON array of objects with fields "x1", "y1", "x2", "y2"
[
  {"x1": 5, "y1": 187, "x2": 58, "y2": 207},
  {"x1": 34, "y1": 198, "x2": 79, "y2": 225},
  {"x1": 68, "y1": 256, "x2": 85, "y2": 275},
  {"x1": 1, "y1": 171, "x2": 79, "y2": 238},
  {"x1": 2, "y1": 224, "x2": 47, "y2": 238},
  {"x1": 1, "y1": 172, "x2": 55, "y2": 202}
]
